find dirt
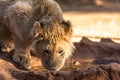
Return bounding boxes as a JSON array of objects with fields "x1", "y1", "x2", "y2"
[
  {"x1": 56, "y1": 0, "x2": 120, "y2": 11},
  {"x1": 0, "y1": 37, "x2": 120, "y2": 80}
]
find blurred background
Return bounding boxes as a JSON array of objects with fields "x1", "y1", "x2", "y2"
[{"x1": 55, "y1": 0, "x2": 120, "y2": 42}]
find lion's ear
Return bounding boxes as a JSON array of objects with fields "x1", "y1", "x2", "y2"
[
  {"x1": 30, "y1": 21, "x2": 42, "y2": 38},
  {"x1": 61, "y1": 20, "x2": 73, "y2": 37}
]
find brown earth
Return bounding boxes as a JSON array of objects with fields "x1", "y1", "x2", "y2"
[
  {"x1": 0, "y1": 37, "x2": 120, "y2": 80},
  {"x1": 56, "y1": 0, "x2": 120, "y2": 12}
]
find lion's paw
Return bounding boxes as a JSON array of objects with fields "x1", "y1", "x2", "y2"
[
  {"x1": 0, "y1": 42, "x2": 14, "y2": 52},
  {"x1": 12, "y1": 54, "x2": 31, "y2": 70}
]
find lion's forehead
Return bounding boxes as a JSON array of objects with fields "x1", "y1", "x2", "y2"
[
  {"x1": 42, "y1": 40, "x2": 69, "y2": 51},
  {"x1": 40, "y1": 26, "x2": 67, "y2": 43}
]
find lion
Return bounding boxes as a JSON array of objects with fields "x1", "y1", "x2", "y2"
[
  {"x1": 32, "y1": 19, "x2": 74, "y2": 71},
  {"x1": 0, "y1": 0, "x2": 74, "y2": 71}
]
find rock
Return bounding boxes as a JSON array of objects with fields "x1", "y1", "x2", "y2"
[{"x1": 73, "y1": 37, "x2": 120, "y2": 62}]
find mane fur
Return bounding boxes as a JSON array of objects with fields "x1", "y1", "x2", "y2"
[
  {"x1": 38, "y1": 20, "x2": 75, "y2": 58},
  {"x1": 39, "y1": 21, "x2": 66, "y2": 43}
]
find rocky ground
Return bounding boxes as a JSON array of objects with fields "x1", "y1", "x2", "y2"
[{"x1": 0, "y1": 37, "x2": 120, "y2": 80}]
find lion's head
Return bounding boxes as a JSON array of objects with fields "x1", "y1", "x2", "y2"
[{"x1": 31, "y1": 18, "x2": 74, "y2": 71}]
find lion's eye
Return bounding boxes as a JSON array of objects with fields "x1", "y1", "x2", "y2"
[
  {"x1": 43, "y1": 50, "x2": 49, "y2": 55},
  {"x1": 58, "y1": 50, "x2": 64, "y2": 55}
]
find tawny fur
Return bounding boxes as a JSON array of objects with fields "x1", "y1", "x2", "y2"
[{"x1": 0, "y1": 0, "x2": 74, "y2": 71}]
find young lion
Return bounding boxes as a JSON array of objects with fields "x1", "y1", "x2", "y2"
[{"x1": 0, "y1": 0, "x2": 74, "y2": 71}]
